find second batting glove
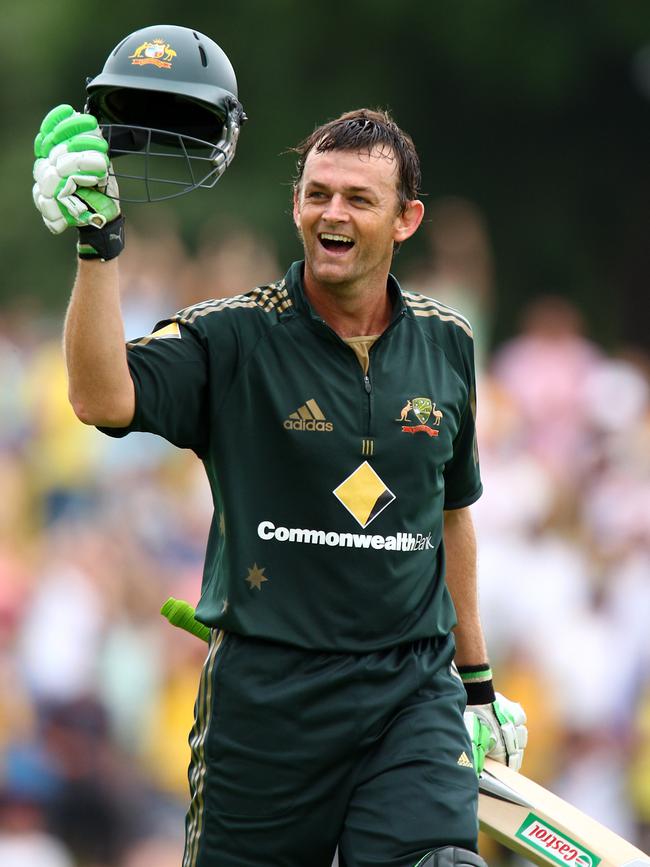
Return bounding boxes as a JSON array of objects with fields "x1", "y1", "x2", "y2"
[{"x1": 465, "y1": 692, "x2": 528, "y2": 771}]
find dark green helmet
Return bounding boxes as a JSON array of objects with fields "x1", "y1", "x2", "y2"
[{"x1": 85, "y1": 25, "x2": 247, "y2": 202}]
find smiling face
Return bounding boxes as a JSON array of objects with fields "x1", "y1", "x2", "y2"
[{"x1": 293, "y1": 145, "x2": 424, "y2": 300}]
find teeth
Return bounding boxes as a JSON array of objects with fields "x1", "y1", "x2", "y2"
[{"x1": 320, "y1": 233, "x2": 354, "y2": 243}]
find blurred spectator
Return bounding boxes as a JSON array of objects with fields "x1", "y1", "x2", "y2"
[
  {"x1": 406, "y1": 196, "x2": 496, "y2": 371},
  {"x1": 182, "y1": 223, "x2": 282, "y2": 304},
  {"x1": 18, "y1": 527, "x2": 106, "y2": 703},
  {"x1": 491, "y1": 294, "x2": 603, "y2": 481},
  {"x1": 22, "y1": 338, "x2": 105, "y2": 525},
  {"x1": 39, "y1": 697, "x2": 139, "y2": 865},
  {"x1": 0, "y1": 741, "x2": 72, "y2": 867},
  {"x1": 118, "y1": 224, "x2": 187, "y2": 341}
]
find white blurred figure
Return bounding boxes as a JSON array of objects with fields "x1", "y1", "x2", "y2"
[
  {"x1": 17, "y1": 528, "x2": 105, "y2": 702},
  {"x1": 477, "y1": 527, "x2": 594, "y2": 670},
  {"x1": 583, "y1": 356, "x2": 650, "y2": 438},
  {"x1": 472, "y1": 375, "x2": 593, "y2": 666},
  {"x1": 581, "y1": 353, "x2": 650, "y2": 555},
  {"x1": 604, "y1": 549, "x2": 650, "y2": 746},
  {"x1": 0, "y1": 829, "x2": 73, "y2": 867}
]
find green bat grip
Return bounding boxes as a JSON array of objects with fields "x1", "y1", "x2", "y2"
[{"x1": 161, "y1": 597, "x2": 211, "y2": 643}]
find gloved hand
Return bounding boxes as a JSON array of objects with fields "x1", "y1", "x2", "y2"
[
  {"x1": 464, "y1": 692, "x2": 527, "y2": 774},
  {"x1": 33, "y1": 104, "x2": 120, "y2": 232}
]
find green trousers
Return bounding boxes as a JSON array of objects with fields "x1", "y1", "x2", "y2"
[{"x1": 183, "y1": 630, "x2": 478, "y2": 867}]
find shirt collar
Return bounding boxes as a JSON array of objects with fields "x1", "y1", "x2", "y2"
[{"x1": 284, "y1": 260, "x2": 408, "y2": 325}]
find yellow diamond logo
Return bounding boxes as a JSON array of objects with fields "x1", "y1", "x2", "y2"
[{"x1": 333, "y1": 461, "x2": 396, "y2": 528}]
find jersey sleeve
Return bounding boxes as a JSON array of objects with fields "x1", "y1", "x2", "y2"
[
  {"x1": 98, "y1": 319, "x2": 210, "y2": 456},
  {"x1": 443, "y1": 336, "x2": 483, "y2": 510}
]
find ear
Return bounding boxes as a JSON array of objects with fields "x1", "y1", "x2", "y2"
[
  {"x1": 292, "y1": 185, "x2": 301, "y2": 230},
  {"x1": 393, "y1": 199, "x2": 425, "y2": 244}
]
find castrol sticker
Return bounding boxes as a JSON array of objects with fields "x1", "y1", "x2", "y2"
[{"x1": 516, "y1": 814, "x2": 601, "y2": 867}]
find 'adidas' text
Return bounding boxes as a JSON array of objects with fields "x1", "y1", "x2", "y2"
[
  {"x1": 283, "y1": 418, "x2": 333, "y2": 432},
  {"x1": 284, "y1": 398, "x2": 333, "y2": 432}
]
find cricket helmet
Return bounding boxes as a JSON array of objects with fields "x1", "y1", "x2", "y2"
[{"x1": 85, "y1": 24, "x2": 247, "y2": 202}]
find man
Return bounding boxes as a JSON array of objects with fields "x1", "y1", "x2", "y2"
[{"x1": 34, "y1": 104, "x2": 526, "y2": 867}]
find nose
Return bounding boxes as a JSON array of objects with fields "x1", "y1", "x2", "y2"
[{"x1": 322, "y1": 192, "x2": 349, "y2": 223}]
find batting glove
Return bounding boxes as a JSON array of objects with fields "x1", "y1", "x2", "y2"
[
  {"x1": 464, "y1": 692, "x2": 528, "y2": 772},
  {"x1": 33, "y1": 104, "x2": 124, "y2": 259},
  {"x1": 463, "y1": 711, "x2": 495, "y2": 775}
]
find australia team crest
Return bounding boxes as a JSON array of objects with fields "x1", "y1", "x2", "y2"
[
  {"x1": 395, "y1": 396, "x2": 443, "y2": 437},
  {"x1": 130, "y1": 39, "x2": 177, "y2": 69}
]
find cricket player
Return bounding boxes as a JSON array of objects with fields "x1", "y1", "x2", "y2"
[{"x1": 32, "y1": 24, "x2": 527, "y2": 867}]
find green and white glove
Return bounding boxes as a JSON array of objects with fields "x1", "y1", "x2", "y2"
[
  {"x1": 464, "y1": 692, "x2": 528, "y2": 773},
  {"x1": 463, "y1": 711, "x2": 495, "y2": 775},
  {"x1": 33, "y1": 104, "x2": 124, "y2": 259}
]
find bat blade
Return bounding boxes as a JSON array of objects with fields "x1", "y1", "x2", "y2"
[{"x1": 478, "y1": 758, "x2": 649, "y2": 867}]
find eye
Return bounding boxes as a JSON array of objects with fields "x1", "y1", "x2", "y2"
[
  {"x1": 351, "y1": 195, "x2": 369, "y2": 204},
  {"x1": 306, "y1": 190, "x2": 326, "y2": 199}
]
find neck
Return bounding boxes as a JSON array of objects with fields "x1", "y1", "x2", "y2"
[{"x1": 303, "y1": 269, "x2": 393, "y2": 339}]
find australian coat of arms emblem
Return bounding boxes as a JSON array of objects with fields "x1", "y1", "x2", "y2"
[
  {"x1": 129, "y1": 39, "x2": 177, "y2": 69},
  {"x1": 395, "y1": 397, "x2": 442, "y2": 437}
]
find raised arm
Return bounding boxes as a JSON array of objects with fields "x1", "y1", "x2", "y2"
[
  {"x1": 32, "y1": 104, "x2": 134, "y2": 427},
  {"x1": 64, "y1": 258, "x2": 134, "y2": 427}
]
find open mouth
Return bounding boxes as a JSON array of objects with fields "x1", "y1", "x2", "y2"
[{"x1": 318, "y1": 232, "x2": 355, "y2": 253}]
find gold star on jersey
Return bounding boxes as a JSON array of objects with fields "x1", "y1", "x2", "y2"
[{"x1": 245, "y1": 563, "x2": 269, "y2": 590}]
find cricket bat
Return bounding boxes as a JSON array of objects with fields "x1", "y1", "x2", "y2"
[{"x1": 479, "y1": 758, "x2": 649, "y2": 867}]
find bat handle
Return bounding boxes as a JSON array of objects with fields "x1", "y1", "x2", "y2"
[{"x1": 160, "y1": 597, "x2": 211, "y2": 643}]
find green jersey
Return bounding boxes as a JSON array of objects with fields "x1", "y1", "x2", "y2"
[{"x1": 102, "y1": 261, "x2": 482, "y2": 652}]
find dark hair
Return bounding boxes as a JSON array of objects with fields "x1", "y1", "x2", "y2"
[{"x1": 292, "y1": 108, "x2": 421, "y2": 213}]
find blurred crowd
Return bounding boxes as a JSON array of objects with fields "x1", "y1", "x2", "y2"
[{"x1": 1, "y1": 204, "x2": 649, "y2": 866}]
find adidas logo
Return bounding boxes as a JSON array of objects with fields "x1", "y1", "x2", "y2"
[
  {"x1": 283, "y1": 399, "x2": 333, "y2": 432},
  {"x1": 457, "y1": 752, "x2": 473, "y2": 768}
]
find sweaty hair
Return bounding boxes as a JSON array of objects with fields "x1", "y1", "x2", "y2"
[{"x1": 292, "y1": 108, "x2": 421, "y2": 213}]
